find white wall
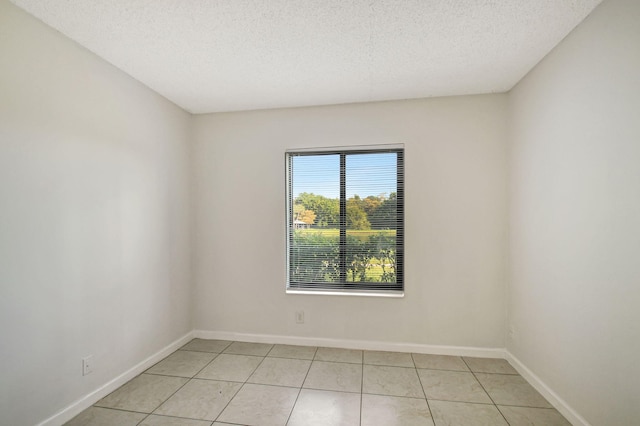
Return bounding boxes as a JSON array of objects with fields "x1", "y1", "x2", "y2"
[
  {"x1": 8, "y1": 0, "x2": 637, "y2": 423},
  {"x1": 192, "y1": 95, "x2": 508, "y2": 349},
  {"x1": 508, "y1": 0, "x2": 640, "y2": 424},
  {"x1": 0, "y1": 2, "x2": 193, "y2": 425}
]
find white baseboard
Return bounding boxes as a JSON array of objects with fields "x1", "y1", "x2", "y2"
[
  {"x1": 505, "y1": 351, "x2": 590, "y2": 426},
  {"x1": 37, "y1": 331, "x2": 194, "y2": 426},
  {"x1": 194, "y1": 329, "x2": 506, "y2": 358}
]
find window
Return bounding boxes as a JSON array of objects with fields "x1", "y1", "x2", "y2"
[{"x1": 286, "y1": 146, "x2": 404, "y2": 294}]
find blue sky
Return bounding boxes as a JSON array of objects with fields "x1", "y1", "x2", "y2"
[{"x1": 291, "y1": 152, "x2": 397, "y2": 199}]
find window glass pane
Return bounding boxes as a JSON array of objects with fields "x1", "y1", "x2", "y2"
[
  {"x1": 290, "y1": 154, "x2": 340, "y2": 284},
  {"x1": 345, "y1": 153, "x2": 397, "y2": 284},
  {"x1": 292, "y1": 154, "x2": 340, "y2": 203}
]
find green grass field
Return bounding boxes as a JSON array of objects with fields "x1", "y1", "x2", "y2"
[{"x1": 296, "y1": 228, "x2": 395, "y2": 240}]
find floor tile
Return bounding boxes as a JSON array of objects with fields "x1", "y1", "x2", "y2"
[
  {"x1": 268, "y1": 344, "x2": 317, "y2": 360},
  {"x1": 146, "y1": 351, "x2": 217, "y2": 378},
  {"x1": 475, "y1": 373, "x2": 552, "y2": 408},
  {"x1": 180, "y1": 339, "x2": 232, "y2": 353},
  {"x1": 140, "y1": 414, "x2": 213, "y2": 425},
  {"x1": 364, "y1": 350, "x2": 414, "y2": 367},
  {"x1": 95, "y1": 374, "x2": 188, "y2": 413},
  {"x1": 217, "y1": 383, "x2": 298, "y2": 426},
  {"x1": 248, "y1": 357, "x2": 311, "y2": 387},
  {"x1": 315, "y1": 347, "x2": 363, "y2": 363},
  {"x1": 363, "y1": 365, "x2": 424, "y2": 398},
  {"x1": 64, "y1": 407, "x2": 147, "y2": 425},
  {"x1": 303, "y1": 361, "x2": 362, "y2": 393},
  {"x1": 417, "y1": 369, "x2": 491, "y2": 404},
  {"x1": 154, "y1": 379, "x2": 241, "y2": 420},
  {"x1": 287, "y1": 389, "x2": 360, "y2": 426},
  {"x1": 195, "y1": 354, "x2": 263, "y2": 382},
  {"x1": 72, "y1": 341, "x2": 561, "y2": 426},
  {"x1": 463, "y1": 357, "x2": 518, "y2": 374},
  {"x1": 223, "y1": 341, "x2": 273, "y2": 356},
  {"x1": 361, "y1": 394, "x2": 433, "y2": 426},
  {"x1": 498, "y1": 405, "x2": 571, "y2": 425},
  {"x1": 412, "y1": 354, "x2": 468, "y2": 372},
  {"x1": 429, "y1": 400, "x2": 508, "y2": 426}
]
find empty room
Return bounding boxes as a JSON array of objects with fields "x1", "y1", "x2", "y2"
[{"x1": 1, "y1": 0, "x2": 638, "y2": 425}]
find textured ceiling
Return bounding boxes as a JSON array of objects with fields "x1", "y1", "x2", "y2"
[{"x1": 10, "y1": 0, "x2": 602, "y2": 113}]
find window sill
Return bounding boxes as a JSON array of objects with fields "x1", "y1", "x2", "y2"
[{"x1": 286, "y1": 288, "x2": 404, "y2": 298}]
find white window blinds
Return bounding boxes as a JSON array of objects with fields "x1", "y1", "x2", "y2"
[{"x1": 286, "y1": 147, "x2": 404, "y2": 292}]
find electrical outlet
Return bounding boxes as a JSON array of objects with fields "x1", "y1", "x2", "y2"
[
  {"x1": 295, "y1": 311, "x2": 304, "y2": 324},
  {"x1": 82, "y1": 355, "x2": 94, "y2": 376}
]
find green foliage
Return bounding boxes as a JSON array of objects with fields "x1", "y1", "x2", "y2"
[
  {"x1": 294, "y1": 192, "x2": 397, "y2": 230},
  {"x1": 369, "y1": 192, "x2": 397, "y2": 230},
  {"x1": 369, "y1": 232, "x2": 397, "y2": 282},
  {"x1": 290, "y1": 231, "x2": 339, "y2": 283},
  {"x1": 295, "y1": 193, "x2": 339, "y2": 228},
  {"x1": 345, "y1": 235, "x2": 373, "y2": 282},
  {"x1": 362, "y1": 195, "x2": 382, "y2": 217},
  {"x1": 347, "y1": 199, "x2": 370, "y2": 230},
  {"x1": 290, "y1": 230, "x2": 396, "y2": 284}
]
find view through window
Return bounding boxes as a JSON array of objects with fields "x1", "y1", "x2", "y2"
[{"x1": 286, "y1": 147, "x2": 404, "y2": 293}]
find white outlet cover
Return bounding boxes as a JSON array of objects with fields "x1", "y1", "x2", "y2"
[{"x1": 82, "y1": 355, "x2": 94, "y2": 376}]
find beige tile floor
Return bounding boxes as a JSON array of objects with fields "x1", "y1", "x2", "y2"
[{"x1": 65, "y1": 339, "x2": 571, "y2": 426}]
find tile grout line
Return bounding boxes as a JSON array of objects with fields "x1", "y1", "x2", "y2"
[
  {"x1": 153, "y1": 339, "x2": 243, "y2": 424},
  {"x1": 186, "y1": 344, "x2": 240, "y2": 425},
  {"x1": 77, "y1": 405, "x2": 150, "y2": 426},
  {"x1": 146, "y1": 342, "x2": 229, "y2": 424},
  {"x1": 412, "y1": 353, "x2": 436, "y2": 426},
  {"x1": 135, "y1": 413, "x2": 149, "y2": 425},
  {"x1": 461, "y1": 357, "x2": 512, "y2": 425},
  {"x1": 93, "y1": 346, "x2": 211, "y2": 425},
  {"x1": 284, "y1": 345, "x2": 318, "y2": 425},
  {"x1": 244, "y1": 345, "x2": 271, "y2": 382},
  {"x1": 211, "y1": 341, "x2": 276, "y2": 424}
]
